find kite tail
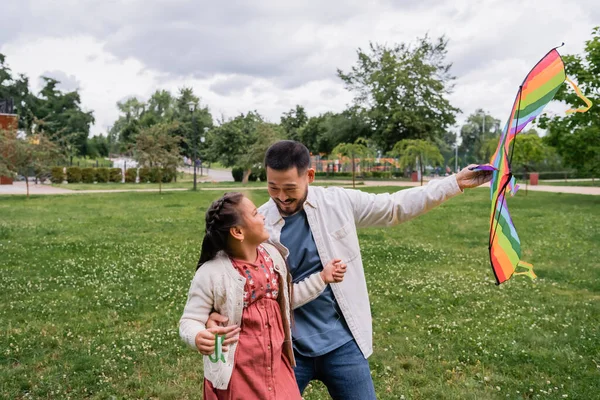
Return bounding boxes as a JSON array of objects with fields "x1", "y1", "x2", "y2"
[
  {"x1": 513, "y1": 261, "x2": 537, "y2": 280},
  {"x1": 565, "y1": 77, "x2": 593, "y2": 113}
]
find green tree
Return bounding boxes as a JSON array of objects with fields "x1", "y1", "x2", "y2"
[
  {"x1": 238, "y1": 123, "x2": 283, "y2": 183},
  {"x1": 0, "y1": 131, "x2": 62, "y2": 198},
  {"x1": 133, "y1": 122, "x2": 181, "y2": 194},
  {"x1": 338, "y1": 36, "x2": 460, "y2": 152},
  {"x1": 207, "y1": 112, "x2": 263, "y2": 168},
  {"x1": 330, "y1": 138, "x2": 374, "y2": 188},
  {"x1": 391, "y1": 139, "x2": 443, "y2": 186},
  {"x1": 540, "y1": 26, "x2": 600, "y2": 178},
  {"x1": 298, "y1": 109, "x2": 372, "y2": 155},
  {"x1": 0, "y1": 53, "x2": 35, "y2": 132},
  {"x1": 30, "y1": 77, "x2": 95, "y2": 156},
  {"x1": 459, "y1": 109, "x2": 501, "y2": 164},
  {"x1": 280, "y1": 105, "x2": 308, "y2": 141}
]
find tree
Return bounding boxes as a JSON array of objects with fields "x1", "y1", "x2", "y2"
[
  {"x1": 280, "y1": 105, "x2": 308, "y2": 141},
  {"x1": 31, "y1": 77, "x2": 95, "y2": 156},
  {"x1": 134, "y1": 123, "x2": 181, "y2": 194},
  {"x1": 0, "y1": 53, "x2": 34, "y2": 132},
  {"x1": 0, "y1": 131, "x2": 62, "y2": 198},
  {"x1": 459, "y1": 109, "x2": 501, "y2": 164},
  {"x1": 207, "y1": 112, "x2": 263, "y2": 168},
  {"x1": 540, "y1": 26, "x2": 600, "y2": 178},
  {"x1": 330, "y1": 138, "x2": 374, "y2": 188},
  {"x1": 391, "y1": 139, "x2": 443, "y2": 186},
  {"x1": 338, "y1": 36, "x2": 460, "y2": 152},
  {"x1": 238, "y1": 123, "x2": 283, "y2": 183}
]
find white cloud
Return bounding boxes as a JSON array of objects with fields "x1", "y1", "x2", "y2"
[{"x1": 0, "y1": 0, "x2": 597, "y2": 137}]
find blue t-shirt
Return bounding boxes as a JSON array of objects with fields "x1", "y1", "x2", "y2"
[{"x1": 280, "y1": 210, "x2": 353, "y2": 357}]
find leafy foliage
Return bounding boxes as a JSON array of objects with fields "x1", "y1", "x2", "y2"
[{"x1": 338, "y1": 36, "x2": 460, "y2": 152}]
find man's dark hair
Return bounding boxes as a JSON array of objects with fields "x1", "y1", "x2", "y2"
[{"x1": 264, "y1": 140, "x2": 310, "y2": 172}]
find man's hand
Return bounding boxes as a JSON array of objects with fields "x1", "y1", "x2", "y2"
[
  {"x1": 195, "y1": 325, "x2": 241, "y2": 355},
  {"x1": 456, "y1": 164, "x2": 493, "y2": 190},
  {"x1": 320, "y1": 259, "x2": 347, "y2": 283}
]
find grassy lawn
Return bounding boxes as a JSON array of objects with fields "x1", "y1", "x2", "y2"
[
  {"x1": 539, "y1": 180, "x2": 600, "y2": 187},
  {"x1": 1, "y1": 188, "x2": 598, "y2": 399},
  {"x1": 49, "y1": 181, "x2": 364, "y2": 191}
]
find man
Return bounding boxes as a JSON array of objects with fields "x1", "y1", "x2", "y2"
[{"x1": 207, "y1": 140, "x2": 492, "y2": 399}]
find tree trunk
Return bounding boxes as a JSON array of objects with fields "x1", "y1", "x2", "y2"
[
  {"x1": 419, "y1": 155, "x2": 424, "y2": 186},
  {"x1": 25, "y1": 176, "x2": 30, "y2": 198},
  {"x1": 351, "y1": 152, "x2": 356, "y2": 189},
  {"x1": 158, "y1": 171, "x2": 162, "y2": 194},
  {"x1": 242, "y1": 169, "x2": 252, "y2": 184}
]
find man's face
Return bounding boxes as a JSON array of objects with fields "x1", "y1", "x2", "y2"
[{"x1": 266, "y1": 167, "x2": 315, "y2": 217}]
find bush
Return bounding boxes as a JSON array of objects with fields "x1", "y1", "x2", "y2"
[
  {"x1": 252, "y1": 166, "x2": 267, "y2": 182},
  {"x1": 232, "y1": 167, "x2": 244, "y2": 182},
  {"x1": 161, "y1": 168, "x2": 176, "y2": 183},
  {"x1": 125, "y1": 169, "x2": 137, "y2": 183},
  {"x1": 66, "y1": 167, "x2": 82, "y2": 183},
  {"x1": 371, "y1": 171, "x2": 392, "y2": 179},
  {"x1": 96, "y1": 168, "x2": 109, "y2": 183},
  {"x1": 138, "y1": 167, "x2": 151, "y2": 183},
  {"x1": 109, "y1": 168, "x2": 122, "y2": 183},
  {"x1": 50, "y1": 167, "x2": 64, "y2": 184},
  {"x1": 81, "y1": 168, "x2": 96, "y2": 183},
  {"x1": 148, "y1": 167, "x2": 161, "y2": 183}
]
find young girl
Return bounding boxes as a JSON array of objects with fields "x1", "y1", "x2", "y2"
[{"x1": 179, "y1": 192, "x2": 346, "y2": 399}]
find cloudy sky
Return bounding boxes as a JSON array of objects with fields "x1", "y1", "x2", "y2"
[{"x1": 1, "y1": 0, "x2": 597, "y2": 136}]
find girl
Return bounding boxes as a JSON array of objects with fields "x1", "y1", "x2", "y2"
[{"x1": 179, "y1": 192, "x2": 346, "y2": 399}]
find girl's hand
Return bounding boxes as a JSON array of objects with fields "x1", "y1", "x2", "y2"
[
  {"x1": 320, "y1": 258, "x2": 347, "y2": 283},
  {"x1": 195, "y1": 325, "x2": 241, "y2": 355}
]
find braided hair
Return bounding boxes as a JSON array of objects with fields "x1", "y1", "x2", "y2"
[{"x1": 197, "y1": 192, "x2": 245, "y2": 270}]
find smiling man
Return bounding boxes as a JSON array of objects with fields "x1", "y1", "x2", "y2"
[{"x1": 208, "y1": 140, "x2": 492, "y2": 399}]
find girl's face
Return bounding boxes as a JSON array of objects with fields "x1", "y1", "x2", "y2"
[{"x1": 238, "y1": 196, "x2": 269, "y2": 244}]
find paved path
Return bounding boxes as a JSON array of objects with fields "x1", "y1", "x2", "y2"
[{"x1": 1, "y1": 178, "x2": 599, "y2": 196}]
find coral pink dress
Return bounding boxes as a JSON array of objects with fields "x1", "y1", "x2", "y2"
[{"x1": 203, "y1": 245, "x2": 301, "y2": 400}]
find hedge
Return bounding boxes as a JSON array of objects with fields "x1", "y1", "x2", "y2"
[
  {"x1": 81, "y1": 168, "x2": 96, "y2": 184},
  {"x1": 109, "y1": 168, "x2": 122, "y2": 183},
  {"x1": 125, "y1": 169, "x2": 137, "y2": 183},
  {"x1": 96, "y1": 168, "x2": 109, "y2": 183},
  {"x1": 66, "y1": 167, "x2": 82, "y2": 183},
  {"x1": 139, "y1": 167, "x2": 151, "y2": 183},
  {"x1": 50, "y1": 167, "x2": 64, "y2": 184}
]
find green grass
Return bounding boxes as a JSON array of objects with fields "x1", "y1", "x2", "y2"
[
  {"x1": 539, "y1": 180, "x2": 600, "y2": 187},
  {"x1": 51, "y1": 182, "x2": 195, "y2": 191},
  {"x1": 1, "y1": 188, "x2": 598, "y2": 399},
  {"x1": 50, "y1": 181, "x2": 363, "y2": 191}
]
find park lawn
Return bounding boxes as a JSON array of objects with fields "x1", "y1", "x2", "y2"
[
  {"x1": 539, "y1": 180, "x2": 600, "y2": 187},
  {"x1": 0, "y1": 188, "x2": 598, "y2": 399}
]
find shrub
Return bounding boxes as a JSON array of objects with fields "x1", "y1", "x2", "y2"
[
  {"x1": 66, "y1": 167, "x2": 82, "y2": 183},
  {"x1": 138, "y1": 167, "x2": 151, "y2": 183},
  {"x1": 50, "y1": 167, "x2": 64, "y2": 184},
  {"x1": 125, "y1": 169, "x2": 137, "y2": 183},
  {"x1": 252, "y1": 166, "x2": 267, "y2": 182},
  {"x1": 109, "y1": 168, "x2": 122, "y2": 183},
  {"x1": 81, "y1": 168, "x2": 96, "y2": 183},
  {"x1": 161, "y1": 168, "x2": 176, "y2": 183},
  {"x1": 148, "y1": 167, "x2": 161, "y2": 183},
  {"x1": 96, "y1": 168, "x2": 109, "y2": 183},
  {"x1": 232, "y1": 167, "x2": 244, "y2": 182}
]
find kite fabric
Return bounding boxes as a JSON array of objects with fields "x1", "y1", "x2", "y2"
[{"x1": 476, "y1": 47, "x2": 592, "y2": 285}]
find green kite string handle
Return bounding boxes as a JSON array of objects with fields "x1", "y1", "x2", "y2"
[{"x1": 208, "y1": 334, "x2": 227, "y2": 363}]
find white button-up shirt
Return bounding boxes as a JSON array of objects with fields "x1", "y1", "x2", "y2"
[{"x1": 259, "y1": 175, "x2": 463, "y2": 358}]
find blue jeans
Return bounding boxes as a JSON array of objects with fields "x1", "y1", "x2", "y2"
[{"x1": 293, "y1": 340, "x2": 376, "y2": 400}]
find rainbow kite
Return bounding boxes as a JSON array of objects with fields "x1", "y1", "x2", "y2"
[{"x1": 477, "y1": 46, "x2": 592, "y2": 285}]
